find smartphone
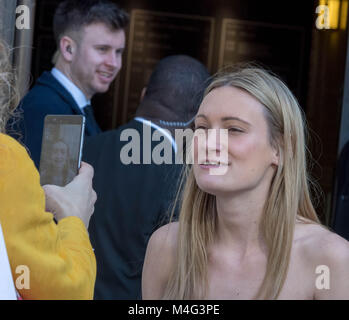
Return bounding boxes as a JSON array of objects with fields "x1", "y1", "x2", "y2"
[{"x1": 39, "y1": 115, "x2": 85, "y2": 187}]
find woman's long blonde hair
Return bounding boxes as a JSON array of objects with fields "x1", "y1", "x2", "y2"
[
  {"x1": 163, "y1": 66, "x2": 320, "y2": 300},
  {"x1": 0, "y1": 39, "x2": 19, "y2": 134}
]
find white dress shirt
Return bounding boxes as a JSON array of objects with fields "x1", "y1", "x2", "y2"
[{"x1": 51, "y1": 68, "x2": 90, "y2": 114}]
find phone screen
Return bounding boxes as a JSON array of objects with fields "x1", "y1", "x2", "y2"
[{"x1": 39, "y1": 115, "x2": 85, "y2": 187}]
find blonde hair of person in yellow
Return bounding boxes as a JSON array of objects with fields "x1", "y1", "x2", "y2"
[
  {"x1": 142, "y1": 66, "x2": 349, "y2": 300},
  {"x1": 0, "y1": 39, "x2": 97, "y2": 299}
]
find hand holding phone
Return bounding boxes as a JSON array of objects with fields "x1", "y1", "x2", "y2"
[{"x1": 43, "y1": 162, "x2": 97, "y2": 228}]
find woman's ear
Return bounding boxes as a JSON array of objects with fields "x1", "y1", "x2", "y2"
[{"x1": 271, "y1": 145, "x2": 280, "y2": 166}]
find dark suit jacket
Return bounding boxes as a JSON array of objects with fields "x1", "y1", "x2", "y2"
[
  {"x1": 13, "y1": 71, "x2": 100, "y2": 168},
  {"x1": 82, "y1": 119, "x2": 182, "y2": 300}
]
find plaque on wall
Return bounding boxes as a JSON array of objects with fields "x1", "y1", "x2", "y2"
[
  {"x1": 218, "y1": 18, "x2": 305, "y2": 98},
  {"x1": 120, "y1": 9, "x2": 215, "y2": 124}
]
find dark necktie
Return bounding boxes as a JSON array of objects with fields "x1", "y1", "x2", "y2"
[{"x1": 84, "y1": 104, "x2": 101, "y2": 136}]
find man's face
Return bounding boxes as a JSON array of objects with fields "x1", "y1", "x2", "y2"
[{"x1": 70, "y1": 22, "x2": 125, "y2": 99}]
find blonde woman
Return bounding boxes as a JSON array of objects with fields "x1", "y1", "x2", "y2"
[
  {"x1": 0, "y1": 39, "x2": 97, "y2": 299},
  {"x1": 142, "y1": 66, "x2": 349, "y2": 300}
]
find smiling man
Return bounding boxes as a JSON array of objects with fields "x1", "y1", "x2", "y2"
[{"x1": 15, "y1": 0, "x2": 129, "y2": 168}]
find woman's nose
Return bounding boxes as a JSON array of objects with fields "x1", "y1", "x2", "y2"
[{"x1": 207, "y1": 129, "x2": 224, "y2": 152}]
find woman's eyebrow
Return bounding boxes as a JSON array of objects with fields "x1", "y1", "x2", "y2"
[
  {"x1": 221, "y1": 116, "x2": 251, "y2": 126},
  {"x1": 195, "y1": 114, "x2": 207, "y2": 120},
  {"x1": 196, "y1": 114, "x2": 251, "y2": 126}
]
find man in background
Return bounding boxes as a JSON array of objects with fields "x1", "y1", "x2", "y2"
[
  {"x1": 14, "y1": 0, "x2": 128, "y2": 168},
  {"x1": 83, "y1": 55, "x2": 210, "y2": 299}
]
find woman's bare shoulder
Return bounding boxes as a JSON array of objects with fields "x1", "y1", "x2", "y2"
[
  {"x1": 148, "y1": 222, "x2": 179, "y2": 253},
  {"x1": 142, "y1": 222, "x2": 179, "y2": 299},
  {"x1": 294, "y1": 221, "x2": 349, "y2": 299},
  {"x1": 294, "y1": 221, "x2": 349, "y2": 264}
]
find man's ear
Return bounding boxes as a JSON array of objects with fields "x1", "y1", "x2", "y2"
[
  {"x1": 59, "y1": 36, "x2": 75, "y2": 62},
  {"x1": 140, "y1": 87, "x2": 147, "y2": 103}
]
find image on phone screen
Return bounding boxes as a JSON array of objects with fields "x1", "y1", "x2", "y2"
[{"x1": 39, "y1": 115, "x2": 85, "y2": 187}]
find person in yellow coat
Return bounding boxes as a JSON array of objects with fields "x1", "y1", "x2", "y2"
[{"x1": 0, "y1": 40, "x2": 97, "y2": 299}]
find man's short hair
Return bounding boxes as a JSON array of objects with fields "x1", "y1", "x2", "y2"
[
  {"x1": 53, "y1": 0, "x2": 129, "y2": 46},
  {"x1": 144, "y1": 55, "x2": 211, "y2": 120}
]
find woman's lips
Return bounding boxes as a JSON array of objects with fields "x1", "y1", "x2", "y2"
[
  {"x1": 200, "y1": 164, "x2": 219, "y2": 169},
  {"x1": 199, "y1": 161, "x2": 229, "y2": 169}
]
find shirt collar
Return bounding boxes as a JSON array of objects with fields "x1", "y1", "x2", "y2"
[
  {"x1": 51, "y1": 68, "x2": 90, "y2": 112},
  {"x1": 134, "y1": 117, "x2": 177, "y2": 153}
]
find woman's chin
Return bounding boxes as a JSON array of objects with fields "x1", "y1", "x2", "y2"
[{"x1": 196, "y1": 179, "x2": 228, "y2": 196}]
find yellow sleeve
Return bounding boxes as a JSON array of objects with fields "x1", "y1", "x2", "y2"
[{"x1": 0, "y1": 134, "x2": 96, "y2": 299}]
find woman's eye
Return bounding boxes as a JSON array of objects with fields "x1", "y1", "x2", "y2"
[{"x1": 228, "y1": 127, "x2": 243, "y2": 133}]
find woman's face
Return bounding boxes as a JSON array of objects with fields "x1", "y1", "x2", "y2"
[
  {"x1": 193, "y1": 86, "x2": 279, "y2": 196},
  {"x1": 51, "y1": 141, "x2": 69, "y2": 169}
]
